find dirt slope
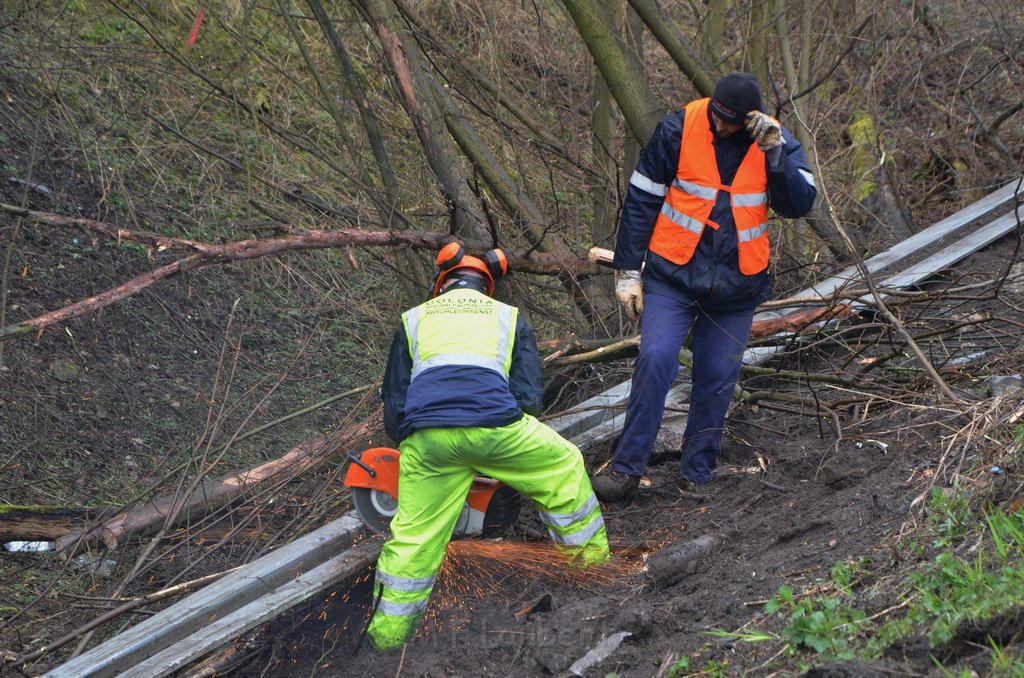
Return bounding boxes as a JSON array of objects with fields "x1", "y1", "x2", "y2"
[
  {"x1": 269, "y1": 414, "x2": 938, "y2": 677},
  {"x1": 2, "y1": 17, "x2": 1023, "y2": 674},
  {"x1": 252, "y1": 240, "x2": 1024, "y2": 678},
  {"x1": 3, "y1": 144, "x2": 1021, "y2": 676}
]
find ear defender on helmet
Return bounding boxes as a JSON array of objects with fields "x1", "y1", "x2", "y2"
[
  {"x1": 431, "y1": 242, "x2": 464, "y2": 297},
  {"x1": 483, "y1": 249, "x2": 508, "y2": 283},
  {"x1": 435, "y1": 242, "x2": 465, "y2": 271},
  {"x1": 431, "y1": 244, "x2": 507, "y2": 297}
]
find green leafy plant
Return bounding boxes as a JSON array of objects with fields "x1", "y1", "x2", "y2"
[
  {"x1": 660, "y1": 655, "x2": 729, "y2": 678},
  {"x1": 707, "y1": 494, "x2": 1024, "y2": 673},
  {"x1": 986, "y1": 635, "x2": 1024, "y2": 677},
  {"x1": 829, "y1": 558, "x2": 867, "y2": 596},
  {"x1": 707, "y1": 584, "x2": 868, "y2": 661},
  {"x1": 765, "y1": 585, "x2": 867, "y2": 658},
  {"x1": 664, "y1": 656, "x2": 690, "y2": 677},
  {"x1": 908, "y1": 514, "x2": 1023, "y2": 646}
]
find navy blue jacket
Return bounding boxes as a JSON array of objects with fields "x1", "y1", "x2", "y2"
[
  {"x1": 381, "y1": 299, "x2": 544, "y2": 443},
  {"x1": 614, "y1": 106, "x2": 817, "y2": 311}
]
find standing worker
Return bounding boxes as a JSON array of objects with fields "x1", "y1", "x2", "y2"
[
  {"x1": 367, "y1": 243, "x2": 610, "y2": 651},
  {"x1": 592, "y1": 72, "x2": 817, "y2": 502}
]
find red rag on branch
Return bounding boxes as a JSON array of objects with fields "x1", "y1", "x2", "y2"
[{"x1": 188, "y1": 6, "x2": 206, "y2": 47}]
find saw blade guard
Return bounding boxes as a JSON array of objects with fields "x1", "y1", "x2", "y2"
[{"x1": 344, "y1": 447, "x2": 400, "y2": 492}]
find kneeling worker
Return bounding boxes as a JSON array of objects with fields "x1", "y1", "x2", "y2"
[{"x1": 367, "y1": 243, "x2": 610, "y2": 651}]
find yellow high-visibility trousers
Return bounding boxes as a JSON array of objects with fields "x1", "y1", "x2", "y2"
[{"x1": 367, "y1": 414, "x2": 609, "y2": 651}]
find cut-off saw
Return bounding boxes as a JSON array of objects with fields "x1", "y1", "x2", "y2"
[{"x1": 343, "y1": 447, "x2": 521, "y2": 537}]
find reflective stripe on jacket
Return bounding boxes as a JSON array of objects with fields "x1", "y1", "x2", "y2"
[
  {"x1": 648, "y1": 98, "x2": 771, "y2": 275},
  {"x1": 402, "y1": 290, "x2": 517, "y2": 382}
]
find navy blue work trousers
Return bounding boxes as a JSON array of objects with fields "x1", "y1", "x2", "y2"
[{"x1": 611, "y1": 292, "x2": 754, "y2": 483}]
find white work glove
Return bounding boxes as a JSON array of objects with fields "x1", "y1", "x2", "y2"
[
  {"x1": 615, "y1": 269, "x2": 644, "y2": 321},
  {"x1": 745, "y1": 111, "x2": 783, "y2": 151}
]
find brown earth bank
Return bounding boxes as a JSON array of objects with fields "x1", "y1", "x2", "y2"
[
  {"x1": 2, "y1": 217, "x2": 1021, "y2": 677},
  {"x1": 3, "y1": 157, "x2": 1023, "y2": 677},
  {"x1": 251, "y1": 392, "x2": 1019, "y2": 677},
  {"x1": 239, "y1": 234, "x2": 1024, "y2": 677}
]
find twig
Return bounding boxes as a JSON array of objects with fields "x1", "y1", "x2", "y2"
[
  {"x1": 395, "y1": 642, "x2": 407, "y2": 677},
  {"x1": 815, "y1": 188, "x2": 963, "y2": 405},
  {"x1": 13, "y1": 567, "x2": 240, "y2": 667}
]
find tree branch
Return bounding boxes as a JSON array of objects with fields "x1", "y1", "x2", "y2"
[{"x1": 0, "y1": 204, "x2": 605, "y2": 341}]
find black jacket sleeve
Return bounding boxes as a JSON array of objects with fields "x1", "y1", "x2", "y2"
[
  {"x1": 381, "y1": 324, "x2": 412, "y2": 443},
  {"x1": 764, "y1": 127, "x2": 817, "y2": 218},
  {"x1": 507, "y1": 314, "x2": 544, "y2": 417}
]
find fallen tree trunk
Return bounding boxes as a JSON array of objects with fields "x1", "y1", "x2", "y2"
[
  {"x1": 0, "y1": 203, "x2": 601, "y2": 343},
  {"x1": 0, "y1": 506, "x2": 117, "y2": 542},
  {"x1": 54, "y1": 422, "x2": 371, "y2": 558}
]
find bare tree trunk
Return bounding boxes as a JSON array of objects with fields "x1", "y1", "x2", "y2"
[
  {"x1": 592, "y1": 71, "x2": 615, "y2": 250},
  {"x1": 0, "y1": 506, "x2": 117, "y2": 542},
  {"x1": 774, "y1": 0, "x2": 814, "y2": 258},
  {"x1": 392, "y1": 0, "x2": 567, "y2": 155},
  {"x1": 848, "y1": 111, "x2": 915, "y2": 246},
  {"x1": 427, "y1": 77, "x2": 556, "y2": 249},
  {"x1": 302, "y1": 0, "x2": 398, "y2": 202},
  {"x1": 300, "y1": 0, "x2": 428, "y2": 298},
  {"x1": 698, "y1": 0, "x2": 730, "y2": 69},
  {"x1": 352, "y1": 0, "x2": 490, "y2": 242},
  {"x1": 626, "y1": 0, "x2": 715, "y2": 96},
  {"x1": 582, "y1": 4, "x2": 625, "y2": 335},
  {"x1": 621, "y1": 7, "x2": 644, "y2": 174},
  {"x1": 561, "y1": 0, "x2": 664, "y2": 145},
  {"x1": 54, "y1": 424, "x2": 370, "y2": 558},
  {"x1": 745, "y1": 0, "x2": 772, "y2": 84}
]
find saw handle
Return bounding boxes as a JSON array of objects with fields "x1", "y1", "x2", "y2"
[{"x1": 346, "y1": 451, "x2": 377, "y2": 478}]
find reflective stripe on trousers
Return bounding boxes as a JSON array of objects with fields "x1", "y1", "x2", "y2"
[
  {"x1": 536, "y1": 493, "x2": 608, "y2": 565},
  {"x1": 366, "y1": 414, "x2": 610, "y2": 650}
]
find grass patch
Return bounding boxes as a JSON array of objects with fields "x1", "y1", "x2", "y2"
[{"x1": 705, "y1": 487, "x2": 1024, "y2": 674}]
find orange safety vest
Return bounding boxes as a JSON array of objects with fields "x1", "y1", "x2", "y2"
[{"x1": 648, "y1": 98, "x2": 771, "y2": 275}]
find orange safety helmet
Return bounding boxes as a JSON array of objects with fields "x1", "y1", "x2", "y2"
[{"x1": 431, "y1": 242, "x2": 508, "y2": 297}]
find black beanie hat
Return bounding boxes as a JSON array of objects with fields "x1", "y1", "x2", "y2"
[{"x1": 709, "y1": 72, "x2": 762, "y2": 125}]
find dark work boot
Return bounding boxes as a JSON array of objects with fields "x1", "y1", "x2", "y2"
[{"x1": 591, "y1": 472, "x2": 640, "y2": 503}]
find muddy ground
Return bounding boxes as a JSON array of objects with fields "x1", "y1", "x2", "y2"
[
  {"x1": 2, "y1": 198, "x2": 1021, "y2": 678},
  {"x1": 247, "y1": 237, "x2": 1024, "y2": 678},
  {"x1": 3, "y1": 209, "x2": 1022, "y2": 677},
  {"x1": 258, "y1": 408, "x2": 942, "y2": 677}
]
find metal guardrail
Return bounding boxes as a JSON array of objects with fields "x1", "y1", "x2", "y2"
[{"x1": 45, "y1": 515, "x2": 372, "y2": 678}]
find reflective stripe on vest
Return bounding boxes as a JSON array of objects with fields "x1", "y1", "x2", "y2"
[
  {"x1": 738, "y1": 222, "x2": 770, "y2": 241},
  {"x1": 660, "y1": 202, "x2": 706, "y2": 236},
  {"x1": 673, "y1": 178, "x2": 718, "y2": 201},
  {"x1": 648, "y1": 98, "x2": 771, "y2": 275},
  {"x1": 404, "y1": 290, "x2": 516, "y2": 383}
]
